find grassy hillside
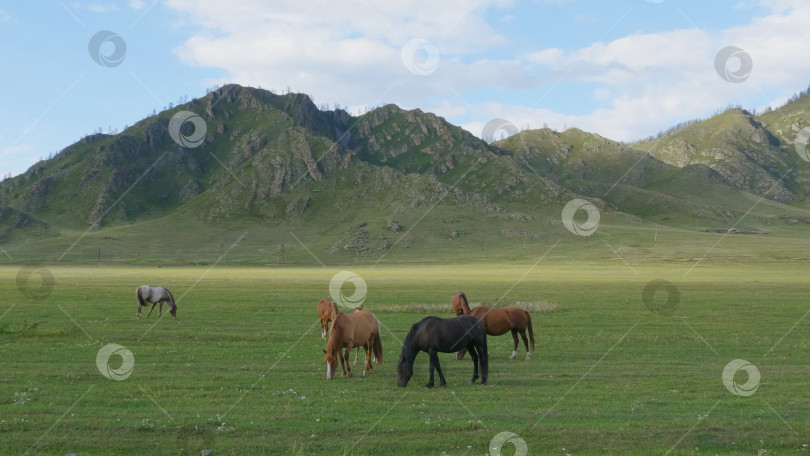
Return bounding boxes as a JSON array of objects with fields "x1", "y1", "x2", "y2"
[{"x1": 3, "y1": 85, "x2": 810, "y2": 264}]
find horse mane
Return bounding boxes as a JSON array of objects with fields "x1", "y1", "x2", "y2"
[
  {"x1": 324, "y1": 313, "x2": 346, "y2": 357},
  {"x1": 401, "y1": 316, "x2": 435, "y2": 356},
  {"x1": 164, "y1": 288, "x2": 176, "y2": 308}
]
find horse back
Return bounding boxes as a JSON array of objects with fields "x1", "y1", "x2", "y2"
[
  {"x1": 332, "y1": 311, "x2": 377, "y2": 347},
  {"x1": 416, "y1": 316, "x2": 484, "y2": 353},
  {"x1": 316, "y1": 299, "x2": 333, "y2": 319}
]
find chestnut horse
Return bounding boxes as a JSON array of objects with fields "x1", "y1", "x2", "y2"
[
  {"x1": 136, "y1": 285, "x2": 177, "y2": 319},
  {"x1": 316, "y1": 299, "x2": 334, "y2": 339},
  {"x1": 317, "y1": 300, "x2": 375, "y2": 363},
  {"x1": 452, "y1": 292, "x2": 535, "y2": 360},
  {"x1": 323, "y1": 307, "x2": 383, "y2": 379}
]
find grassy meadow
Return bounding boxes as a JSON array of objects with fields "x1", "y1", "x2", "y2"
[{"x1": 1, "y1": 259, "x2": 809, "y2": 455}]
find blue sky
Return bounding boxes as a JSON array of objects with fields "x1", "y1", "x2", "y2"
[{"x1": 1, "y1": 0, "x2": 808, "y2": 177}]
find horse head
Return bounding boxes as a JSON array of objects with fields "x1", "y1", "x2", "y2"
[
  {"x1": 396, "y1": 352, "x2": 413, "y2": 387},
  {"x1": 323, "y1": 349, "x2": 337, "y2": 380},
  {"x1": 170, "y1": 305, "x2": 177, "y2": 317}
]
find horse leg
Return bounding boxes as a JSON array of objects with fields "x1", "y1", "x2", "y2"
[
  {"x1": 519, "y1": 329, "x2": 531, "y2": 360},
  {"x1": 480, "y1": 342, "x2": 488, "y2": 385},
  {"x1": 426, "y1": 349, "x2": 437, "y2": 388},
  {"x1": 137, "y1": 304, "x2": 142, "y2": 319},
  {"x1": 343, "y1": 346, "x2": 353, "y2": 377},
  {"x1": 509, "y1": 329, "x2": 520, "y2": 359},
  {"x1": 147, "y1": 302, "x2": 157, "y2": 317},
  {"x1": 455, "y1": 347, "x2": 468, "y2": 361},
  {"x1": 430, "y1": 350, "x2": 447, "y2": 388},
  {"x1": 363, "y1": 344, "x2": 372, "y2": 375},
  {"x1": 353, "y1": 346, "x2": 360, "y2": 365},
  {"x1": 158, "y1": 301, "x2": 163, "y2": 317},
  {"x1": 468, "y1": 344, "x2": 480, "y2": 384}
]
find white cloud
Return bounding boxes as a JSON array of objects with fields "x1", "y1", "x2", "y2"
[
  {"x1": 470, "y1": 3, "x2": 810, "y2": 141},
  {"x1": 167, "y1": 0, "x2": 528, "y2": 110},
  {"x1": 165, "y1": 0, "x2": 810, "y2": 143}
]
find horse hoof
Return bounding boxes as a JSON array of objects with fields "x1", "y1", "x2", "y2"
[
  {"x1": 425, "y1": 384, "x2": 434, "y2": 389},
  {"x1": 439, "y1": 384, "x2": 446, "y2": 388}
]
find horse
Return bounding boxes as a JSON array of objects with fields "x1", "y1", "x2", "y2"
[
  {"x1": 397, "y1": 315, "x2": 488, "y2": 388},
  {"x1": 318, "y1": 300, "x2": 376, "y2": 363},
  {"x1": 135, "y1": 285, "x2": 177, "y2": 319},
  {"x1": 323, "y1": 308, "x2": 383, "y2": 379},
  {"x1": 451, "y1": 291, "x2": 468, "y2": 316},
  {"x1": 350, "y1": 305, "x2": 380, "y2": 365},
  {"x1": 316, "y1": 299, "x2": 335, "y2": 339},
  {"x1": 453, "y1": 295, "x2": 535, "y2": 360}
]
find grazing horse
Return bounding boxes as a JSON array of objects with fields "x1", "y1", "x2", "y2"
[
  {"x1": 319, "y1": 301, "x2": 377, "y2": 364},
  {"x1": 453, "y1": 295, "x2": 535, "y2": 360},
  {"x1": 451, "y1": 291, "x2": 469, "y2": 316},
  {"x1": 350, "y1": 305, "x2": 380, "y2": 365},
  {"x1": 397, "y1": 315, "x2": 488, "y2": 388},
  {"x1": 323, "y1": 309, "x2": 383, "y2": 379},
  {"x1": 135, "y1": 285, "x2": 176, "y2": 319},
  {"x1": 316, "y1": 299, "x2": 335, "y2": 339}
]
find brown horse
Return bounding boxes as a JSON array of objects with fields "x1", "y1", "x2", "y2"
[
  {"x1": 453, "y1": 293, "x2": 535, "y2": 360},
  {"x1": 317, "y1": 299, "x2": 335, "y2": 339},
  {"x1": 323, "y1": 308, "x2": 383, "y2": 379},
  {"x1": 451, "y1": 291, "x2": 469, "y2": 316}
]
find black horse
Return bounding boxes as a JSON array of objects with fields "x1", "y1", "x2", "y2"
[{"x1": 397, "y1": 315, "x2": 488, "y2": 388}]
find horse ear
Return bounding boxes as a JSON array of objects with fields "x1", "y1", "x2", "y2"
[{"x1": 322, "y1": 349, "x2": 327, "y2": 354}]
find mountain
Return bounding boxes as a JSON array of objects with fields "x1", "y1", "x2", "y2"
[
  {"x1": 633, "y1": 92, "x2": 810, "y2": 204},
  {"x1": 1, "y1": 84, "x2": 809, "y2": 263}
]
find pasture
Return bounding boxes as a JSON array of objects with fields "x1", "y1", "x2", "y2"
[{"x1": 1, "y1": 262, "x2": 809, "y2": 455}]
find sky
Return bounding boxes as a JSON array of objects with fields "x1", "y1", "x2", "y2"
[{"x1": 1, "y1": 0, "x2": 809, "y2": 177}]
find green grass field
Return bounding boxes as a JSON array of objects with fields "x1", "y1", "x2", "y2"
[{"x1": 1, "y1": 261, "x2": 808, "y2": 455}]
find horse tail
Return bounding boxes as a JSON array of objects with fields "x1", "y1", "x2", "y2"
[
  {"x1": 373, "y1": 330, "x2": 383, "y2": 364},
  {"x1": 459, "y1": 292, "x2": 471, "y2": 314},
  {"x1": 136, "y1": 287, "x2": 145, "y2": 306},
  {"x1": 526, "y1": 310, "x2": 536, "y2": 353}
]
